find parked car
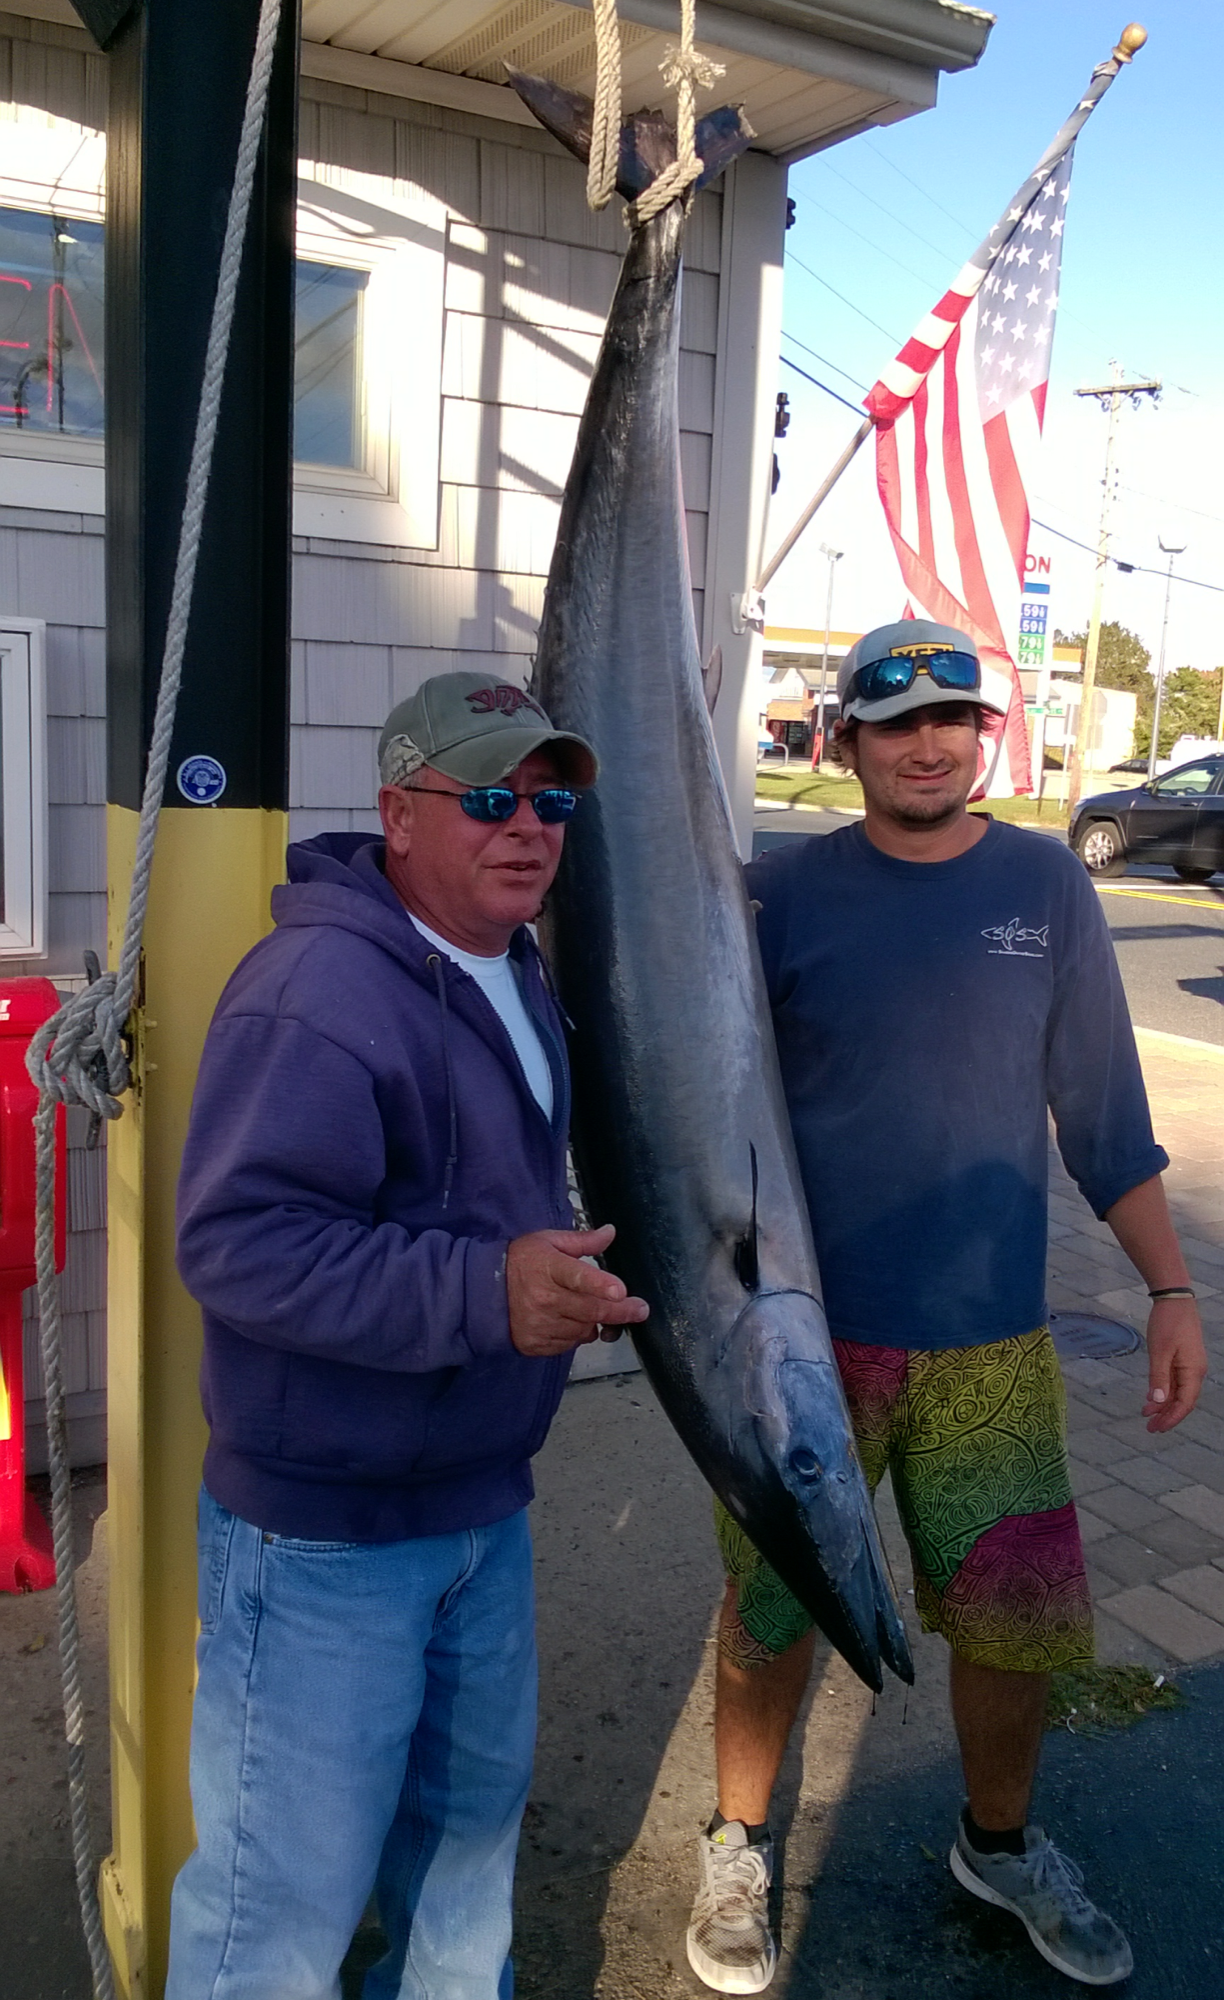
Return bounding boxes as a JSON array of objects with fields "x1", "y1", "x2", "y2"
[
  {"x1": 1070, "y1": 755, "x2": 1224, "y2": 881},
  {"x1": 1107, "y1": 755, "x2": 1151, "y2": 774}
]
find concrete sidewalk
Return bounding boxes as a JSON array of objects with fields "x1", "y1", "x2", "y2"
[
  {"x1": 1052, "y1": 1029, "x2": 1224, "y2": 1668},
  {"x1": 3, "y1": 1029, "x2": 1223, "y2": 1998}
]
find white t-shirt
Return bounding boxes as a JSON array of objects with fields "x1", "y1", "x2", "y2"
[{"x1": 409, "y1": 914, "x2": 554, "y2": 1120}]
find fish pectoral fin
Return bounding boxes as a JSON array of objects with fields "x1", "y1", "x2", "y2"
[
  {"x1": 733, "y1": 1143, "x2": 760, "y2": 1293},
  {"x1": 702, "y1": 646, "x2": 723, "y2": 716}
]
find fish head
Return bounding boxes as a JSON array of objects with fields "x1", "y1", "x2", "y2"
[{"x1": 719, "y1": 1289, "x2": 914, "y2": 1691}]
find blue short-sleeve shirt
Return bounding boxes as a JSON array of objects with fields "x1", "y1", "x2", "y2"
[{"x1": 744, "y1": 820, "x2": 1166, "y2": 1349}]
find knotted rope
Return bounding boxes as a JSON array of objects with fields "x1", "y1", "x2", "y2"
[
  {"x1": 586, "y1": 0, "x2": 724, "y2": 222},
  {"x1": 25, "y1": 1, "x2": 283, "y2": 1992}
]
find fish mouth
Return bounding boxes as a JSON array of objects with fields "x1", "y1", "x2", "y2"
[{"x1": 726, "y1": 1291, "x2": 914, "y2": 1692}]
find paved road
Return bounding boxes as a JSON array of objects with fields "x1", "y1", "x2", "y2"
[
  {"x1": 1096, "y1": 877, "x2": 1224, "y2": 1047},
  {"x1": 752, "y1": 807, "x2": 1224, "y2": 1048}
]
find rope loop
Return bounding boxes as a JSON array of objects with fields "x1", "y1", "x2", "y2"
[
  {"x1": 584, "y1": 0, "x2": 724, "y2": 224},
  {"x1": 25, "y1": 975, "x2": 130, "y2": 1126}
]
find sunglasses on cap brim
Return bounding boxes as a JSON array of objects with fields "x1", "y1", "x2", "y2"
[{"x1": 846, "y1": 649, "x2": 981, "y2": 707}]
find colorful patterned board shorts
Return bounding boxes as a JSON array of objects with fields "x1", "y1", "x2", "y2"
[{"x1": 715, "y1": 1325, "x2": 1094, "y2": 1675}]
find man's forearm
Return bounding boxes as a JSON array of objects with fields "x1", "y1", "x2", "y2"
[{"x1": 1102, "y1": 1174, "x2": 1192, "y2": 1291}]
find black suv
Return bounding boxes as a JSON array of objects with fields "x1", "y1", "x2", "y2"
[{"x1": 1070, "y1": 755, "x2": 1224, "y2": 881}]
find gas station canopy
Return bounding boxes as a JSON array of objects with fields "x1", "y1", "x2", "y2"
[{"x1": 300, "y1": 0, "x2": 994, "y2": 162}]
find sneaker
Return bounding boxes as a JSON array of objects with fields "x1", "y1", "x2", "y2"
[
  {"x1": 950, "y1": 1819, "x2": 1133, "y2": 1986},
  {"x1": 686, "y1": 1821, "x2": 777, "y2": 1995}
]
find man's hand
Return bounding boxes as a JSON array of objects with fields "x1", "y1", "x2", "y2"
[
  {"x1": 506, "y1": 1223, "x2": 649, "y2": 1358},
  {"x1": 1143, "y1": 1295, "x2": 1209, "y2": 1433}
]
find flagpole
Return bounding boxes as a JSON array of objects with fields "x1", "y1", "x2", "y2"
[
  {"x1": 754, "y1": 22, "x2": 1149, "y2": 599},
  {"x1": 755, "y1": 418, "x2": 871, "y2": 594}
]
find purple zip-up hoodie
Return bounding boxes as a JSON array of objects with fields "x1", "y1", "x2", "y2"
[{"x1": 176, "y1": 832, "x2": 576, "y2": 1543}]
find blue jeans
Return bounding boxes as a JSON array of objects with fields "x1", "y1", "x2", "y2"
[{"x1": 166, "y1": 1489, "x2": 537, "y2": 2000}]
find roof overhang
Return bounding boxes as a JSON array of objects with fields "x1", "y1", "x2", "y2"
[
  {"x1": 297, "y1": 0, "x2": 992, "y2": 163},
  {"x1": 24, "y1": 0, "x2": 993, "y2": 169}
]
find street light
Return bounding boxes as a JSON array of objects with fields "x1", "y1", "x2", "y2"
[
  {"x1": 1147, "y1": 535, "x2": 1187, "y2": 780},
  {"x1": 815, "y1": 543, "x2": 843, "y2": 770}
]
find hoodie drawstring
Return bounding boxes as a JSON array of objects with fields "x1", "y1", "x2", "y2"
[{"x1": 426, "y1": 953, "x2": 460, "y2": 1211}]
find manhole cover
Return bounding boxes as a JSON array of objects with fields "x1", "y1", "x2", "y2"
[{"x1": 1050, "y1": 1310, "x2": 1141, "y2": 1361}]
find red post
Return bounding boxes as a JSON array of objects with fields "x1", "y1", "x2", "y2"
[{"x1": 0, "y1": 978, "x2": 66, "y2": 1592}]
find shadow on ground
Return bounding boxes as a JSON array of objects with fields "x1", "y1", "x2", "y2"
[{"x1": 510, "y1": 1376, "x2": 1224, "y2": 2000}]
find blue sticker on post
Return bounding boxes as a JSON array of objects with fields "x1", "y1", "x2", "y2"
[{"x1": 177, "y1": 754, "x2": 228, "y2": 805}]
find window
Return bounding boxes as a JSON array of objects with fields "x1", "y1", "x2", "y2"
[
  {"x1": 0, "y1": 206, "x2": 366, "y2": 471},
  {"x1": 0, "y1": 154, "x2": 447, "y2": 548},
  {"x1": 0, "y1": 209, "x2": 104, "y2": 439},
  {"x1": 293, "y1": 261, "x2": 366, "y2": 469},
  {"x1": 0, "y1": 620, "x2": 48, "y2": 958},
  {"x1": 1154, "y1": 763, "x2": 1220, "y2": 798}
]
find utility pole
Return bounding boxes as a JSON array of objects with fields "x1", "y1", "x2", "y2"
[
  {"x1": 1066, "y1": 362, "x2": 1160, "y2": 812},
  {"x1": 815, "y1": 543, "x2": 842, "y2": 769},
  {"x1": 1147, "y1": 535, "x2": 1186, "y2": 778}
]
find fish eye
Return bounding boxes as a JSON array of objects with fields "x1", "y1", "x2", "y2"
[{"x1": 789, "y1": 1447, "x2": 823, "y2": 1481}]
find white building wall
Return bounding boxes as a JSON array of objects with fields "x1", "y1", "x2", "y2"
[{"x1": 1, "y1": 14, "x2": 738, "y2": 1456}]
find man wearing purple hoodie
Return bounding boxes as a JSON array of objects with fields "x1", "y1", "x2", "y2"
[{"x1": 167, "y1": 672, "x2": 648, "y2": 2000}]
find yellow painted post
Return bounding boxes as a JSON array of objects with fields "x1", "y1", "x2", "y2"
[
  {"x1": 101, "y1": 809, "x2": 286, "y2": 1998},
  {"x1": 97, "y1": 0, "x2": 297, "y2": 1977}
]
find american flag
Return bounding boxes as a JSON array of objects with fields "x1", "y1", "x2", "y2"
[{"x1": 863, "y1": 49, "x2": 1135, "y2": 796}]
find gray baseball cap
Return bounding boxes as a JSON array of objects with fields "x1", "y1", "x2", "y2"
[
  {"x1": 838, "y1": 619, "x2": 1003, "y2": 725},
  {"x1": 378, "y1": 672, "x2": 598, "y2": 790}
]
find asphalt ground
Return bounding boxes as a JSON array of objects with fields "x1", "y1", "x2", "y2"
[{"x1": 752, "y1": 807, "x2": 1224, "y2": 1049}]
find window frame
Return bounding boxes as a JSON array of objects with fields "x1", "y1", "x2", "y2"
[
  {"x1": 0, "y1": 617, "x2": 49, "y2": 959},
  {"x1": 0, "y1": 111, "x2": 447, "y2": 550}
]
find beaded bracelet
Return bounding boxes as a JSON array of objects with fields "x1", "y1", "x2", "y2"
[{"x1": 1148, "y1": 1286, "x2": 1196, "y2": 1301}]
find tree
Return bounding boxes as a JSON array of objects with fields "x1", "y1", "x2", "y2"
[
  {"x1": 1054, "y1": 621, "x2": 1155, "y2": 756},
  {"x1": 1154, "y1": 665, "x2": 1224, "y2": 756},
  {"x1": 1054, "y1": 621, "x2": 1154, "y2": 698}
]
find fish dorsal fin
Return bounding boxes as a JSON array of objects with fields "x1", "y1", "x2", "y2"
[
  {"x1": 734, "y1": 1142, "x2": 760, "y2": 1292},
  {"x1": 702, "y1": 645, "x2": 723, "y2": 716},
  {"x1": 505, "y1": 69, "x2": 753, "y2": 202}
]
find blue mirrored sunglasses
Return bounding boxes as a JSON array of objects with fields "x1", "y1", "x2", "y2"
[
  {"x1": 410, "y1": 784, "x2": 580, "y2": 824},
  {"x1": 847, "y1": 648, "x2": 980, "y2": 706}
]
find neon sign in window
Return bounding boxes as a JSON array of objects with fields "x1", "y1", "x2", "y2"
[
  {"x1": 0, "y1": 208, "x2": 104, "y2": 436},
  {"x1": 0, "y1": 206, "x2": 366, "y2": 469}
]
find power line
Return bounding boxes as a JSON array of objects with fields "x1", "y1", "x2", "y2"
[
  {"x1": 1032, "y1": 517, "x2": 1224, "y2": 594},
  {"x1": 793, "y1": 190, "x2": 946, "y2": 292},
  {"x1": 795, "y1": 166, "x2": 966, "y2": 268},
  {"x1": 781, "y1": 329, "x2": 870, "y2": 395},
  {"x1": 779, "y1": 352, "x2": 865, "y2": 418},
  {"x1": 1117, "y1": 483, "x2": 1224, "y2": 528},
  {"x1": 856, "y1": 135, "x2": 1166, "y2": 382},
  {"x1": 785, "y1": 251, "x2": 902, "y2": 344},
  {"x1": 860, "y1": 136, "x2": 978, "y2": 240}
]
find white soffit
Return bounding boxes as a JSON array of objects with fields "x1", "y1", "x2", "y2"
[
  {"x1": 300, "y1": 0, "x2": 992, "y2": 162},
  {"x1": 8, "y1": 1, "x2": 992, "y2": 163}
]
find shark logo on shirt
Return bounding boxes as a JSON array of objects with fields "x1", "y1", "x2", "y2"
[{"x1": 982, "y1": 918, "x2": 1050, "y2": 958}]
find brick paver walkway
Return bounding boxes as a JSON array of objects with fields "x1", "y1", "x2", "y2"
[{"x1": 1050, "y1": 1028, "x2": 1224, "y2": 1668}]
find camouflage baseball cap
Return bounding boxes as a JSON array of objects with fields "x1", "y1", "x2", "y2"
[{"x1": 378, "y1": 672, "x2": 598, "y2": 790}]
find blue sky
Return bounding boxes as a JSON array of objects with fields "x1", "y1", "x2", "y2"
[{"x1": 766, "y1": 0, "x2": 1224, "y2": 673}]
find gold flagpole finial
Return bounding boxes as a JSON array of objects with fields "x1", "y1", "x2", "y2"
[{"x1": 1113, "y1": 23, "x2": 1147, "y2": 61}]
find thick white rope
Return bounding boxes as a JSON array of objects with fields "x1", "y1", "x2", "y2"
[
  {"x1": 586, "y1": 0, "x2": 622, "y2": 211},
  {"x1": 585, "y1": 0, "x2": 723, "y2": 223},
  {"x1": 631, "y1": 0, "x2": 723, "y2": 223},
  {"x1": 25, "y1": 2, "x2": 284, "y2": 1993}
]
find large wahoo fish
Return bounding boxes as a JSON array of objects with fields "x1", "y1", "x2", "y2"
[{"x1": 514, "y1": 74, "x2": 912, "y2": 1692}]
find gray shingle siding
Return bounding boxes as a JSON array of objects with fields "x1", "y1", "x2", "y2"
[{"x1": 3, "y1": 23, "x2": 726, "y2": 1457}]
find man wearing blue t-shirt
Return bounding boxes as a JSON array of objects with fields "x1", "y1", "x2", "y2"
[{"x1": 686, "y1": 621, "x2": 1207, "y2": 1995}]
